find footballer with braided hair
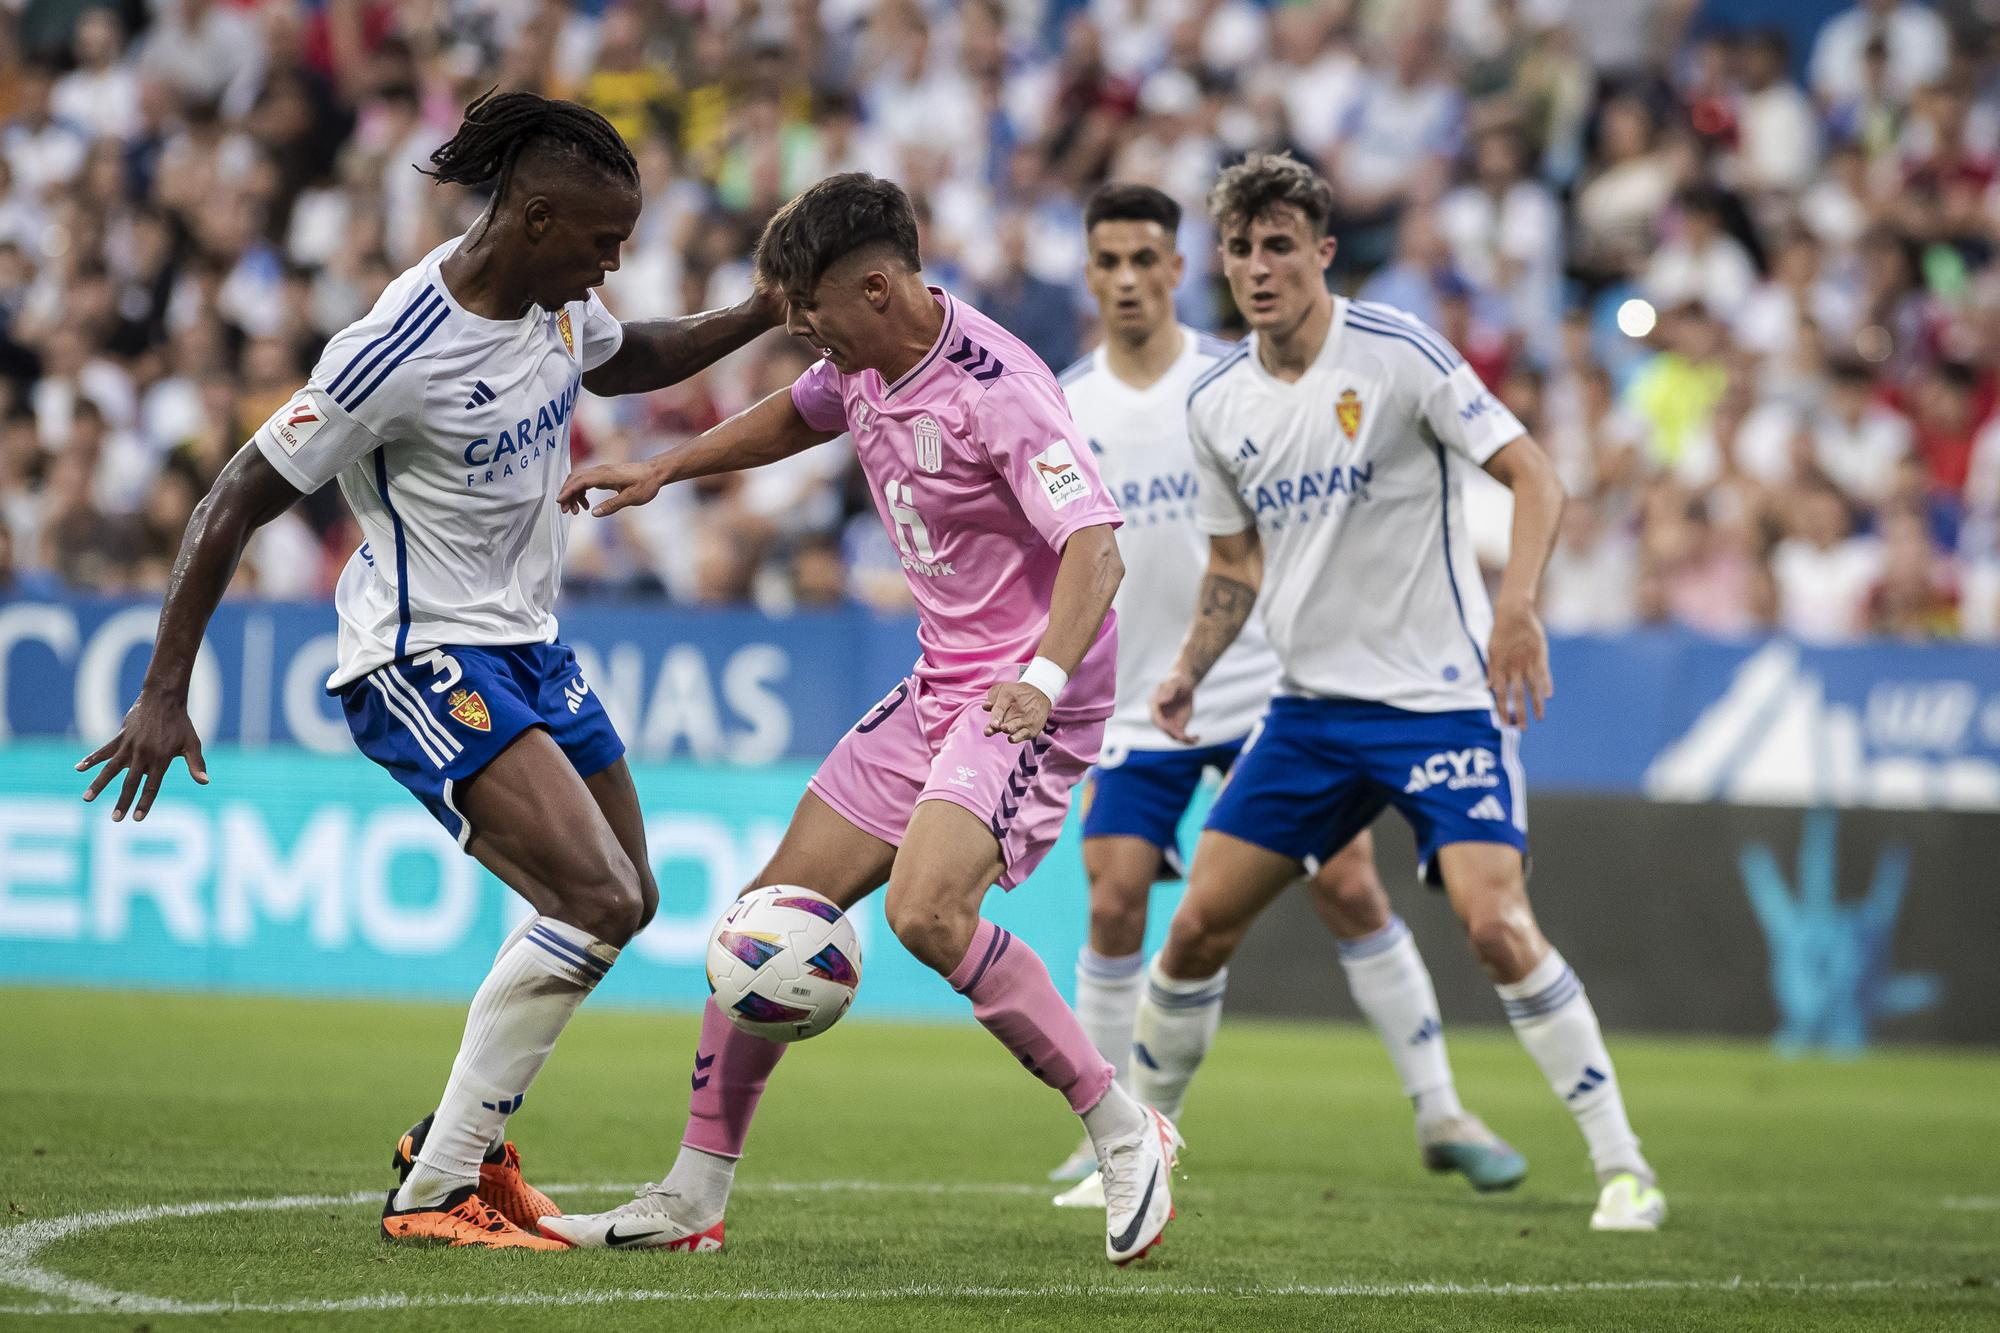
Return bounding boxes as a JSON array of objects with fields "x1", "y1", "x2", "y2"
[{"x1": 77, "y1": 90, "x2": 782, "y2": 1249}]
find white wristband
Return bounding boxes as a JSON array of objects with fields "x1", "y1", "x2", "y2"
[{"x1": 1019, "y1": 656, "x2": 1069, "y2": 705}]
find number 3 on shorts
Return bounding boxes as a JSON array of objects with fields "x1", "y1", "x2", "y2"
[{"x1": 414, "y1": 649, "x2": 464, "y2": 695}]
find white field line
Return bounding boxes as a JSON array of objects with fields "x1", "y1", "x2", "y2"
[
  {"x1": 0, "y1": 1183, "x2": 1991, "y2": 1318},
  {"x1": 1942, "y1": 1196, "x2": 2000, "y2": 1211}
]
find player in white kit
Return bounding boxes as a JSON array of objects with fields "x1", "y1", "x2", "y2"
[
  {"x1": 77, "y1": 92, "x2": 784, "y2": 1248},
  {"x1": 1048, "y1": 185, "x2": 1525, "y2": 1203},
  {"x1": 1142, "y1": 155, "x2": 1665, "y2": 1231}
]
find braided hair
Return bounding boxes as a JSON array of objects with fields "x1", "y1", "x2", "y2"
[{"x1": 421, "y1": 89, "x2": 638, "y2": 199}]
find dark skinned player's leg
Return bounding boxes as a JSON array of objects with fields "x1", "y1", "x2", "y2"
[
  {"x1": 583, "y1": 759, "x2": 660, "y2": 930},
  {"x1": 395, "y1": 728, "x2": 647, "y2": 1213}
]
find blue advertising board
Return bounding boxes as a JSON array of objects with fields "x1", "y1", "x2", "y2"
[
  {"x1": 0, "y1": 741, "x2": 1193, "y2": 1020},
  {"x1": 6, "y1": 594, "x2": 2000, "y2": 806}
]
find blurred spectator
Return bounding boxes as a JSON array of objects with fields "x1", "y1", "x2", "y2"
[
  {"x1": 1325, "y1": 24, "x2": 1461, "y2": 271},
  {"x1": 1643, "y1": 187, "x2": 1759, "y2": 316},
  {"x1": 977, "y1": 212, "x2": 1080, "y2": 373},
  {"x1": 52, "y1": 10, "x2": 142, "y2": 145},
  {"x1": 1810, "y1": 0, "x2": 1950, "y2": 107},
  {"x1": 1573, "y1": 94, "x2": 1680, "y2": 284},
  {"x1": 1866, "y1": 501, "x2": 1958, "y2": 637},
  {"x1": 0, "y1": 0, "x2": 1989, "y2": 646},
  {"x1": 1732, "y1": 31, "x2": 1822, "y2": 197},
  {"x1": 1772, "y1": 479, "x2": 1885, "y2": 641},
  {"x1": 1438, "y1": 125, "x2": 1563, "y2": 360}
]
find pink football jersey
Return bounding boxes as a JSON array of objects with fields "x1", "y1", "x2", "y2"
[{"x1": 791, "y1": 288, "x2": 1122, "y2": 717}]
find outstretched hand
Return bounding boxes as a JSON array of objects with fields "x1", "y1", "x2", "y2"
[
  {"x1": 559, "y1": 460, "x2": 664, "y2": 517},
  {"x1": 984, "y1": 681, "x2": 1053, "y2": 743},
  {"x1": 76, "y1": 691, "x2": 209, "y2": 822}
]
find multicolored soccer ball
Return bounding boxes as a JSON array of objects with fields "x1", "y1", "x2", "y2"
[{"x1": 706, "y1": 886, "x2": 863, "y2": 1041}]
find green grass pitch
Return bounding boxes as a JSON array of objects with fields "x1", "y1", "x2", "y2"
[{"x1": 1, "y1": 987, "x2": 1995, "y2": 1331}]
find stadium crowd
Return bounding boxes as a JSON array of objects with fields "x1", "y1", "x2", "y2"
[{"x1": 3, "y1": 0, "x2": 2000, "y2": 643}]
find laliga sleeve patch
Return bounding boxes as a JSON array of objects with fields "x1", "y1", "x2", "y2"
[
  {"x1": 1029, "y1": 440, "x2": 1091, "y2": 510},
  {"x1": 266, "y1": 389, "x2": 331, "y2": 456}
]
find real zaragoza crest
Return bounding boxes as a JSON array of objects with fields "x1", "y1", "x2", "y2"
[
  {"x1": 556, "y1": 309, "x2": 575, "y2": 357},
  {"x1": 447, "y1": 689, "x2": 492, "y2": 732},
  {"x1": 1336, "y1": 388, "x2": 1364, "y2": 440}
]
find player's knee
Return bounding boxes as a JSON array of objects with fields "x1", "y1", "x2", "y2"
[
  {"x1": 1086, "y1": 877, "x2": 1149, "y2": 956},
  {"x1": 1313, "y1": 859, "x2": 1391, "y2": 938},
  {"x1": 632, "y1": 859, "x2": 660, "y2": 934},
  {"x1": 565, "y1": 847, "x2": 647, "y2": 946},
  {"x1": 1459, "y1": 895, "x2": 1541, "y2": 979},
  {"x1": 883, "y1": 880, "x2": 975, "y2": 975},
  {"x1": 1158, "y1": 899, "x2": 1239, "y2": 980}
]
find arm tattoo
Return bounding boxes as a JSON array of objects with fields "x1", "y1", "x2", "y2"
[{"x1": 1181, "y1": 574, "x2": 1257, "y2": 683}]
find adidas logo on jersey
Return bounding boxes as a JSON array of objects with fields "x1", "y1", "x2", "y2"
[
  {"x1": 464, "y1": 380, "x2": 496, "y2": 409},
  {"x1": 1467, "y1": 795, "x2": 1508, "y2": 821}
]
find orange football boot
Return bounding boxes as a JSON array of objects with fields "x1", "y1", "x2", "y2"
[
  {"x1": 380, "y1": 1185, "x2": 568, "y2": 1250},
  {"x1": 392, "y1": 1113, "x2": 562, "y2": 1231}
]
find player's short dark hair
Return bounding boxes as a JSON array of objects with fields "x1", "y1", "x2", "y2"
[
  {"x1": 753, "y1": 173, "x2": 922, "y2": 296},
  {"x1": 422, "y1": 89, "x2": 637, "y2": 199},
  {"x1": 1085, "y1": 183, "x2": 1182, "y2": 238},
  {"x1": 1207, "y1": 152, "x2": 1336, "y2": 238}
]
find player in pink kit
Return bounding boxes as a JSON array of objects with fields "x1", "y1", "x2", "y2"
[{"x1": 551, "y1": 174, "x2": 1181, "y2": 1264}]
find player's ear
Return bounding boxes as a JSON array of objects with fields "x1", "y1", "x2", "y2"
[
  {"x1": 522, "y1": 195, "x2": 555, "y2": 242},
  {"x1": 863, "y1": 269, "x2": 891, "y2": 311},
  {"x1": 1318, "y1": 233, "x2": 1338, "y2": 271}
]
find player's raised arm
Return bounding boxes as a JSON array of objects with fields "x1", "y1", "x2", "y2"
[
  {"x1": 986, "y1": 521, "x2": 1125, "y2": 742},
  {"x1": 75, "y1": 443, "x2": 303, "y2": 819},
  {"x1": 559, "y1": 383, "x2": 839, "y2": 517},
  {"x1": 1479, "y1": 434, "x2": 1566, "y2": 727},
  {"x1": 579, "y1": 284, "x2": 788, "y2": 397},
  {"x1": 1152, "y1": 529, "x2": 1263, "y2": 744}
]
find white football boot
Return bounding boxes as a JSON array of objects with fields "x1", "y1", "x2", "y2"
[
  {"x1": 1589, "y1": 1171, "x2": 1667, "y2": 1231},
  {"x1": 1099, "y1": 1106, "x2": 1181, "y2": 1265},
  {"x1": 537, "y1": 1182, "x2": 725, "y2": 1251}
]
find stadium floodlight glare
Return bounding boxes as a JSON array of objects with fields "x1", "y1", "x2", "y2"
[{"x1": 1616, "y1": 298, "x2": 1657, "y2": 339}]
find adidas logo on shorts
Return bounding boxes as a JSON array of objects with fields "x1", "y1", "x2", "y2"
[{"x1": 1467, "y1": 795, "x2": 1507, "y2": 821}]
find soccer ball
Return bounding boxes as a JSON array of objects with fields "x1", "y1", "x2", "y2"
[{"x1": 706, "y1": 885, "x2": 862, "y2": 1041}]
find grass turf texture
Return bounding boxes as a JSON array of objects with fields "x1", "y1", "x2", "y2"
[{"x1": 1, "y1": 988, "x2": 1995, "y2": 1332}]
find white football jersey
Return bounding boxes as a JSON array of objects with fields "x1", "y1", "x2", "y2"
[
  {"x1": 1187, "y1": 298, "x2": 1526, "y2": 713},
  {"x1": 1061, "y1": 326, "x2": 1281, "y2": 752},
  {"x1": 252, "y1": 235, "x2": 624, "y2": 689}
]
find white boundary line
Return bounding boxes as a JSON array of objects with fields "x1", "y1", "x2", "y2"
[{"x1": 0, "y1": 1183, "x2": 1991, "y2": 1317}]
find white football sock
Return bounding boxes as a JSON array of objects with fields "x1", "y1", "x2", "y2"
[
  {"x1": 1130, "y1": 957, "x2": 1227, "y2": 1122},
  {"x1": 662, "y1": 1144, "x2": 736, "y2": 1224},
  {"x1": 1076, "y1": 948, "x2": 1145, "y2": 1090},
  {"x1": 1080, "y1": 1079, "x2": 1147, "y2": 1148},
  {"x1": 1337, "y1": 916, "x2": 1463, "y2": 1125},
  {"x1": 1497, "y1": 948, "x2": 1649, "y2": 1181},
  {"x1": 396, "y1": 916, "x2": 616, "y2": 1209}
]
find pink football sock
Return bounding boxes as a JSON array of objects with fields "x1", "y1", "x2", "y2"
[
  {"x1": 681, "y1": 998, "x2": 786, "y2": 1159},
  {"x1": 949, "y1": 919, "x2": 1115, "y2": 1115}
]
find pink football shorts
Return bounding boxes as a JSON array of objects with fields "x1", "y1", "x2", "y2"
[{"x1": 807, "y1": 673, "x2": 1103, "y2": 888}]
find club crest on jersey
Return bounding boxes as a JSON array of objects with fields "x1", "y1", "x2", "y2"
[
  {"x1": 1336, "y1": 388, "x2": 1364, "y2": 440},
  {"x1": 1029, "y1": 440, "x2": 1090, "y2": 509},
  {"x1": 266, "y1": 389, "x2": 329, "y2": 456},
  {"x1": 447, "y1": 689, "x2": 492, "y2": 732},
  {"x1": 914, "y1": 416, "x2": 942, "y2": 473},
  {"x1": 555, "y1": 309, "x2": 575, "y2": 357}
]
